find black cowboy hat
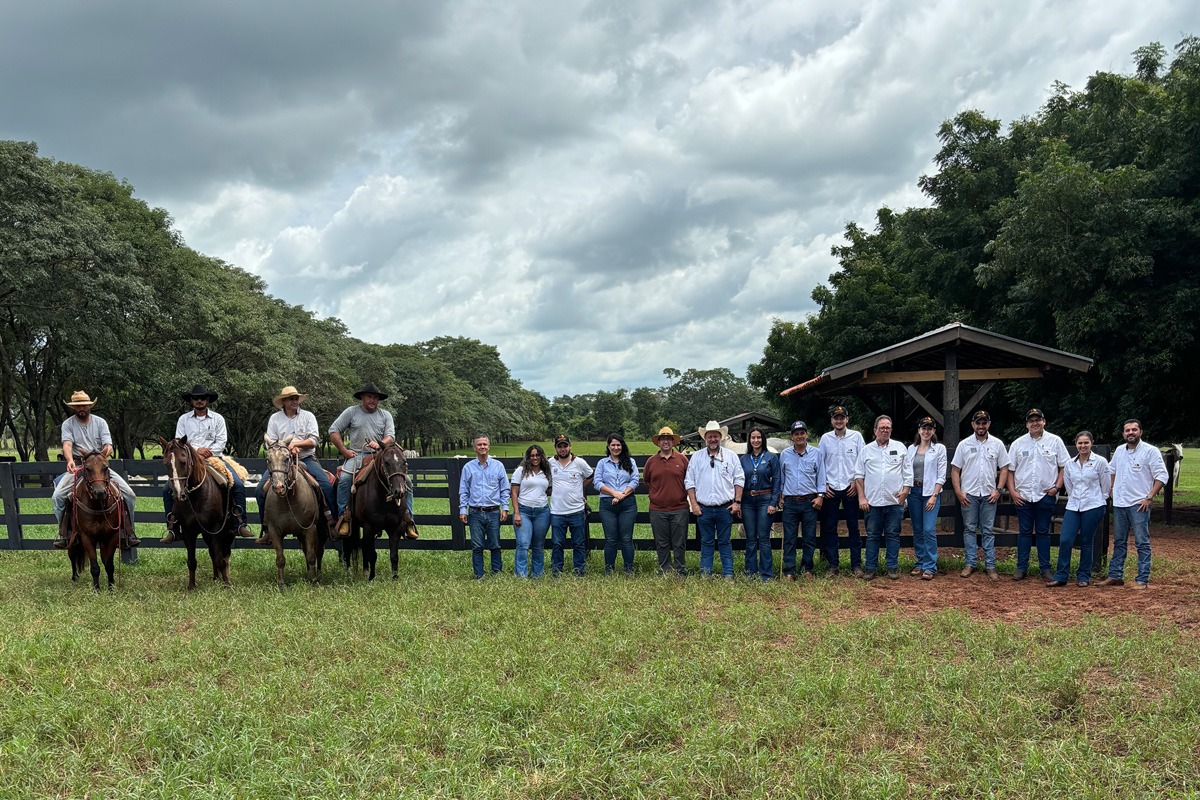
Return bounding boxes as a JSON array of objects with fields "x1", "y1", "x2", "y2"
[
  {"x1": 181, "y1": 384, "x2": 218, "y2": 402},
  {"x1": 354, "y1": 383, "x2": 389, "y2": 401}
]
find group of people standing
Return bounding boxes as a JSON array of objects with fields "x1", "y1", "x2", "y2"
[
  {"x1": 49, "y1": 386, "x2": 1169, "y2": 590},
  {"x1": 456, "y1": 406, "x2": 1169, "y2": 589}
]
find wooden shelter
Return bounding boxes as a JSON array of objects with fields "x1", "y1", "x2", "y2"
[
  {"x1": 678, "y1": 411, "x2": 784, "y2": 451},
  {"x1": 778, "y1": 323, "x2": 1093, "y2": 450}
]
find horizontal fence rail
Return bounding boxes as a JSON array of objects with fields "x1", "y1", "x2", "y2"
[{"x1": 0, "y1": 456, "x2": 1110, "y2": 566}]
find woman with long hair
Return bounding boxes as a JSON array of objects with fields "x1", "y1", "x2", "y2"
[
  {"x1": 511, "y1": 444, "x2": 552, "y2": 578},
  {"x1": 906, "y1": 417, "x2": 947, "y2": 580},
  {"x1": 595, "y1": 432, "x2": 640, "y2": 574},
  {"x1": 738, "y1": 427, "x2": 780, "y2": 581},
  {"x1": 1047, "y1": 431, "x2": 1110, "y2": 587}
]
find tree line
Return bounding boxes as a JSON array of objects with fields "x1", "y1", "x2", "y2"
[{"x1": 749, "y1": 37, "x2": 1200, "y2": 443}]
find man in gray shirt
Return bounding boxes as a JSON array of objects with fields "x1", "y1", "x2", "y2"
[
  {"x1": 328, "y1": 383, "x2": 401, "y2": 537},
  {"x1": 52, "y1": 391, "x2": 139, "y2": 549}
]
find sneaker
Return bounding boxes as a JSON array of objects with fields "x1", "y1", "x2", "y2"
[
  {"x1": 959, "y1": 566, "x2": 974, "y2": 578},
  {"x1": 1076, "y1": 580, "x2": 1091, "y2": 587}
]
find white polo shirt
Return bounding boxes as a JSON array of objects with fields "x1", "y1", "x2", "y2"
[
  {"x1": 549, "y1": 456, "x2": 593, "y2": 515},
  {"x1": 1109, "y1": 441, "x2": 1169, "y2": 508},
  {"x1": 950, "y1": 434, "x2": 1011, "y2": 496},
  {"x1": 1008, "y1": 431, "x2": 1070, "y2": 498}
]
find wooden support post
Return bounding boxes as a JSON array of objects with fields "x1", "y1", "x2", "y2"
[
  {"x1": 943, "y1": 345, "x2": 961, "y2": 452},
  {"x1": 0, "y1": 462, "x2": 21, "y2": 549},
  {"x1": 900, "y1": 383, "x2": 944, "y2": 425}
]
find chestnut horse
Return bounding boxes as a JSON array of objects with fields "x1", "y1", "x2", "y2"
[
  {"x1": 66, "y1": 454, "x2": 123, "y2": 591},
  {"x1": 159, "y1": 436, "x2": 236, "y2": 590},
  {"x1": 341, "y1": 443, "x2": 419, "y2": 580},
  {"x1": 262, "y1": 436, "x2": 327, "y2": 588}
]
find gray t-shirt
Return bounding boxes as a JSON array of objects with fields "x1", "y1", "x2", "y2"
[
  {"x1": 61, "y1": 414, "x2": 113, "y2": 455},
  {"x1": 328, "y1": 405, "x2": 395, "y2": 454}
]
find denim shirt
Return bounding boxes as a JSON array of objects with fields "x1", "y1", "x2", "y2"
[
  {"x1": 594, "y1": 457, "x2": 640, "y2": 496},
  {"x1": 739, "y1": 450, "x2": 780, "y2": 507}
]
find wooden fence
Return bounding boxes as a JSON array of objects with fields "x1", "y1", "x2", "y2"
[{"x1": 0, "y1": 456, "x2": 1110, "y2": 567}]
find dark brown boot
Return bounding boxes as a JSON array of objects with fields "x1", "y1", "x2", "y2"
[
  {"x1": 54, "y1": 513, "x2": 70, "y2": 549},
  {"x1": 254, "y1": 525, "x2": 271, "y2": 546}
]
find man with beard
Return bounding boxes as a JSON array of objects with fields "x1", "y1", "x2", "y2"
[
  {"x1": 328, "y1": 383, "x2": 399, "y2": 538},
  {"x1": 950, "y1": 410, "x2": 1011, "y2": 580},
  {"x1": 1006, "y1": 408, "x2": 1070, "y2": 581},
  {"x1": 1100, "y1": 419, "x2": 1169, "y2": 589},
  {"x1": 685, "y1": 420, "x2": 745, "y2": 580},
  {"x1": 642, "y1": 426, "x2": 689, "y2": 576},
  {"x1": 549, "y1": 434, "x2": 593, "y2": 576}
]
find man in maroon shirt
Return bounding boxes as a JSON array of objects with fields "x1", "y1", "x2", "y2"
[{"x1": 643, "y1": 426, "x2": 690, "y2": 575}]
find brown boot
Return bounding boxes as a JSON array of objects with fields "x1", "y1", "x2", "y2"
[
  {"x1": 54, "y1": 514, "x2": 70, "y2": 549},
  {"x1": 329, "y1": 510, "x2": 352, "y2": 539},
  {"x1": 405, "y1": 519, "x2": 420, "y2": 540},
  {"x1": 235, "y1": 521, "x2": 254, "y2": 538},
  {"x1": 254, "y1": 525, "x2": 271, "y2": 546}
]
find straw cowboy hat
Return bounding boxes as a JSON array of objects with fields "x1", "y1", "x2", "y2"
[
  {"x1": 272, "y1": 385, "x2": 308, "y2": 409},
  {"x1": 651, "y1": 426, "x2": 681, "y2": 446},
  {"x1": 697, "y1": 420, "x2": 729, "y2": 438},
  {"x1": 63, "y1": 390, "x2": 97, "y2": 408}
]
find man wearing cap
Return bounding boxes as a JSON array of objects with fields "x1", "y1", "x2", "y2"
[
  {"x1": 162, "y1": 385, "x2": 253, "y2": 543},
  {"x1": 950, "y1": 410, "x2": 1011, "y2": 580},
  {"x1": 1100, "y1": 418, "x2": 1169, "y2": 589},
  {"x1": 853, "y1": 415, "x2": 913, "y2": 580},
  {"x1": 328, "y1": 383, "x2": 398, "y2": 537},
  {"x1": 642, "y1": 426, "x2": 689, "y2": 576},
  {"x1": 52, "y1": 391, "x2": 140, "y2": 550},
  {"x1": 549, "y1": 434, "x2": 593, "y2": 576},
  {"x1": 254, "y1": 386, "x2": 337, "y2": 545},
  {"x1": 779, "y1": 420, "x2": 826, "y2": 579},
  {"x1": 458, "y1": 434, "x2": 509, "y2": 579},
  {"x1": 819, "y1": 406, "x2": 865, "y2": 576},
  {"x1": 1007, "y1": 408, "x2": 1070, "y2": 581},
  {"x1": 685, "y1": 421, "x2": 745, "y2": 579}
]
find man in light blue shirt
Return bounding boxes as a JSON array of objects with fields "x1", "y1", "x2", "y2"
[
  {"x1": 778, "y1": 421, "x2": 826, "y2": 579},
  {"x1": 458, "y1": 434, "x2": 510, "y2": 578}
]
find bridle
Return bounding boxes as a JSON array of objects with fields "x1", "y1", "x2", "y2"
[
  {"x1": 374, "y1": 443, "x2": 410, "y2": 506},
  {"x1": 266, "y1": 441, "x2": 318, "y2": 529},
  {"x1": 165, "y1": 441, "x2": 208, "y2": 497}
]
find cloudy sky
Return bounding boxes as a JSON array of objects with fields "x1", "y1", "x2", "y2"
[{"x1": 2, "y1": 1, "x2": 1196, "y2": 398}]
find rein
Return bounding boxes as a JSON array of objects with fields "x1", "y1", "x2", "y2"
[
  {"x1": 374, "y1": 444, "x2": 410, "y2": 505},
  {"x1": 165, "y1": 442, "x2": 230, "y2": 537},
  {"x1": 69, "y1": 460, "x2": 125, "y2": 589},
  {"x1": 266, "y1": 444, "x2": 319, "y2": 530}
]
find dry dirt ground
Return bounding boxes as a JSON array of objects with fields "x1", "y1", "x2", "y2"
[{"x1": 853, "y1": 523, "x2": 1200, "y2": 630}]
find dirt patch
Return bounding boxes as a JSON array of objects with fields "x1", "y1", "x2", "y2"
[{"x1": 851, "y1": 522, "x2": 1200, "y2": 630}]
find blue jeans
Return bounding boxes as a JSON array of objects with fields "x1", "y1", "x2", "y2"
[
  {"x1": 781, "y1": 498, "x2": 818, "y2": 575},
  {"x1": 550, "y1": 509, "x2": 589, "y2": 576},
  {"x1": 514, "y1": 505, "x2": 550, "y2": 578},
  {"x1": 1016, "y1": 493, "x2": 1056, "y2": 573},
  {"x1": 741, "y1": 495, "x2": 773, "y2": 580},
  {"x1": 337, "y1": 453, "x2": 413, "y2": 517},
  {"x1": 1109, "y1": 505, "x2": 1151, "y2": 584},
  {"x1": 907, "y1": 492, "x2": 940, "y2": 573},
  {"x1": 961, "y1": 494, "x2": 999, "y2": 569},
  {"x1": 696, "y1": 503, "x2": 734, "y2": 577},
  {"x1": 820, "y1": 486, "x2": 862, "y2": 570},
  {"x1": 467, "y1": 508, "x2": 502, "y2": 578},
  {"x1": 865, "y1": 504, "x2": 903, "y2": 572},
  {"x1": 599, "y1": 495, "x2": 637, "y2": 574},
  {"x1": 257, "y1": 456, "x2": 336, "y2": 524},
  {"x1": 1054, "y1": 506, "x2": 1105, "y2": 582},
  {"x1": 163, "y1": 456, "x2": 247, "y2": 527}
]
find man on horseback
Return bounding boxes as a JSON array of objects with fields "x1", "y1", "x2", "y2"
[
  {"x1": 51, "y1": 391, "x2": 140, "y2": 550},
  {"x1": 160, "y1": 384, "x2": 254, "y2": 543},
  {"x1": 254, "y1": 385, "x2": 337, "y2": 544},
  {"x1": 328, "y1": 383, "x2": 410, "y2": 538}
]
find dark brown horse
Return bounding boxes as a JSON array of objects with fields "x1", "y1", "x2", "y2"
[
  {"x1": 66, "y1": 454, "x2": 123, "y2": 591},
  {"x1": 159, "y1": 435, "x2": 236, "y2": 590},
  {"x1": 262, "y1": 436, "x2": 327, "y2": 588},
  {"x1": 341, "y1": 443, "x2": 419, "y2": 580}
]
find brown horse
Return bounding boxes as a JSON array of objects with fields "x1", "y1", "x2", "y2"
[
  {"x1": 341, "y1": 443, "x2": 419, "y2": 580},
  {"x1": 66, "y1": 454, "x2": 123, "y2": 591},
  {"x1": 159, "y1": 436, "x2": 236, "y2": 590},
  {"x1": 262, "y1": 436, "x2": 327, "y2": 589}
]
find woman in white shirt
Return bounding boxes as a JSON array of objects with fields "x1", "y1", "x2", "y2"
[
  {"x1": 906, "y1": 417, "x2": 948, "y2": 581},
  {"x1": 510, "y1": 445, "x2": 552, "y2": 578},
  {"x1": 1047, "y1": 431, "x2": 1110, "y2": 587}
]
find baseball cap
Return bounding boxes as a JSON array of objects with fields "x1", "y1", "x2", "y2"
[
  {"x1": 553, "y1": 434, "x2": 571, "y2": 446},
  {"x1": 1026, "y1": 408, "x2": 1045, "y2": 420},
  {"x1": 789, "y1": 420, "x2": 808, "y2": 433},
  {"x1": 829, "y1": 405, "x2": 848, "y2": 418},
  {"x1": 918, "y1": 417, "x2": 936, "y2": 428},
  {"x1": 971, "y1": 410, "x2": 991, "y2": 423}
]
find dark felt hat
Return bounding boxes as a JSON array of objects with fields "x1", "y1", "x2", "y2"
[
  {"x1": 181, "y1": 384, "x2": 218, "y2": 402},
  {"x1": 354, "y1": 383, "x2": 389, "y2": 401}
]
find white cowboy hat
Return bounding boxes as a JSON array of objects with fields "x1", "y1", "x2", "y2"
[
  {"x1": 697, "y1": 420, "x2": 729, "y2": 438},
  {"x1": 64, "y1": 390, "x2": 97, "y2": 408},
  {"x1": 272, "y1": 385, "x2": 309, "y2": 408}
]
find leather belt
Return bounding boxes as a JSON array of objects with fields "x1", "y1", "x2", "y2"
[
  {"x1": 469, "y1": 505, "x2": 501, "y2": 512},
  {"x1": 699, "y1": 502, "x2": 733, "y2": 509},
  {"x1": 783, "y1": 494, "x2": 817, "y2": 502},
  {"x1": 748, "y1": 489, "x2": 773, "y2": 497}
]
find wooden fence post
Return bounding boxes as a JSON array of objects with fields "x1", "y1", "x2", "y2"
[{"x1": 0, "y1": 462, "x2": 21, "y2": 549}]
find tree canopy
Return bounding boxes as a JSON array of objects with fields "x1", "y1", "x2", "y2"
[{"x1": 750, "y1": 36, "x2": 1200, "y2": 442}]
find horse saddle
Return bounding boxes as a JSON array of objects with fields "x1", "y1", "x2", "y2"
[
  {"x1": 348, "y1": 454, "x2": 377, "y2": 493},
  {"x1": 205, "y1": 457, "x2": 233, "y2": 488}
]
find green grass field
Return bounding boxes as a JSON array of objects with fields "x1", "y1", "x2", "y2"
[{"x1": 0, "y1": 446, "x2": 1198, "y2": 797}]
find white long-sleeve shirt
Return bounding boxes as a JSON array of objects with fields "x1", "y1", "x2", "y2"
[
  {"x1": 175, "y1": 411, "x2": 229, "y2": 456},
  {"x1": 685, "y1": 447, "x2": 745, "y2": 506},
  {"x1": 906, "y1": 442, "x2": 948, "y2": 498},
  {"x1": 1064, "y1": 455, "x2": 1111, "y2": 512},
  {"x1": 819, "y1": 429, "x2": 865, "y2": 491}
]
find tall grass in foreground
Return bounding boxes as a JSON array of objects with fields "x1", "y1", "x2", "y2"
[{"x1": 1, "y1": 549, "x2": 1197, "y2": 799}]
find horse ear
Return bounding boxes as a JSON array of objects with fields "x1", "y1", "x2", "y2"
[
  {"x1": 283, "y1": 434, "x2": 294, "y2": 446},
  {"x1": 157, "y1": 435, "x2": 168, "y2": 447},
  {"x1": 263, "y1": 433, "x2": 273, "y2": 445},
  {"x1": 179, "y1": 435, "x2": 188, "y2": 446}
]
